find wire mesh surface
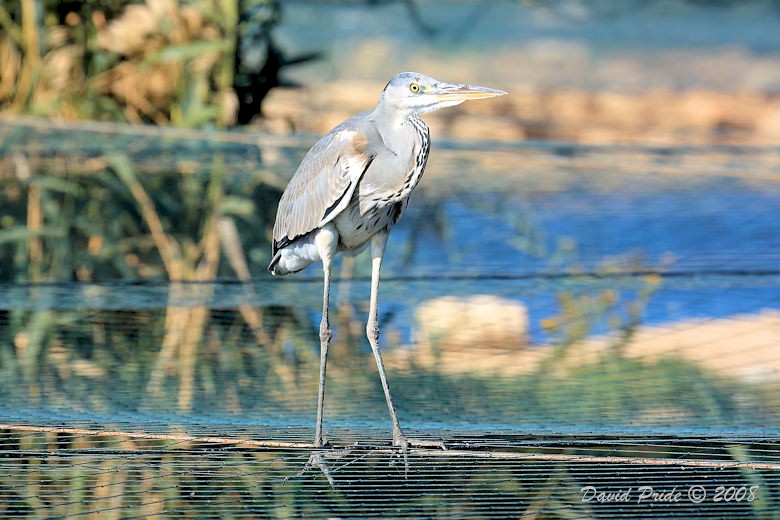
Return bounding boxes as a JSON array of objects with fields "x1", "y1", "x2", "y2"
[
  {"x1": 1, "y1": 424, "x2": 779, "y2": 518},
  {"x1": 1, "y1": 119, "x2": 780, "y2": 517}
]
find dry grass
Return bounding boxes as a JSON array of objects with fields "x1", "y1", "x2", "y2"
[
  {"x1": 0, "y1": 0, "x2": 237, "y2": 126},
  {"x1": 262, "y1": 81, "x2": 780, "y2": 145}
]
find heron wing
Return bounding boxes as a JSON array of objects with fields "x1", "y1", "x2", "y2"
[{"x1": 272, "y1": 125, "x2": 375, "y2": 253}]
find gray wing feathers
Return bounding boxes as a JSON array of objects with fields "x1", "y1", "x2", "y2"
[{"x1": 272, "y1": 126, "x2": 374, "y2": 251}]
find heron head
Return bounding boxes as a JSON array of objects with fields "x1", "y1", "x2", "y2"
[{"x1": 379, "y1": 72, "x2": 507, "y2": 118}]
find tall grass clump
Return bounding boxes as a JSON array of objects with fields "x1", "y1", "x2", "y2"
[{"x1": 0, "y1": 0, "x2": 288, "y2": 126}]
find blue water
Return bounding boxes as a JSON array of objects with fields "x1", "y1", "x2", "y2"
[{"x1": 371, "y1": 169, "x2": 780, "y2": 343}]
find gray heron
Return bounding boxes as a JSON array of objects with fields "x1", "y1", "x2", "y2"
[{"x1": 269, "y1": 72, "x2": 506, "y2": 449}]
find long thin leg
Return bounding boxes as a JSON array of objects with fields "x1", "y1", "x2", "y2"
[
  {"x1": 314, "y1": 225, "x2": 338, "y2": 448},
  {"x1": 366, "y1": 231, "x2": 407, "y2": 446}
]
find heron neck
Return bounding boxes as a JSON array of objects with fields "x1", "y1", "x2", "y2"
[{"x1": 372, "y1": 102, "x2": 417, "y2": 151}]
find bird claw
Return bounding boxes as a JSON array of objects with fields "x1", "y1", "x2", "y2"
[
  {"x1": 314, "y1": 435, "x2": 331, "y2": 449},
  {"x1": 285, "y1": 451, "x2": 335, "y2": 487},
  {"x1": 285, "y1": 444, "x2": 358, "y2": 489},
  {"x1": 390, "y1": 429, "x2": 447, "y2": 478},
  {"x1": 288, "y1": 432, "x2": 447, "y2": 484}
]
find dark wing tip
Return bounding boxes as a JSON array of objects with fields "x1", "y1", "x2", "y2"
[{"x1": 268, "y1": 254, "x2": 280, "y2": 274}]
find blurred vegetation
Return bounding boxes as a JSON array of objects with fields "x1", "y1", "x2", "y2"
[
  {"x1": 0, "y1": 0, "x2": 318, "y2": 127},
  {"x1": 2, "y1": 0, "x2": 778, "y2": 129},
  {"x1": 0, "y1": 121, "x2": 303, "y2": 412},
  {"x1": 0, "y1": 143, "x2": 279, "y2": 283},
  {"x1": 0, "y1": 0, "x2": 450, "y2": 126}
]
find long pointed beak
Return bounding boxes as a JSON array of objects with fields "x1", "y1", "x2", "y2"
[{"x1": 430, "y1": 82, "x2": 508, "y2": 101}]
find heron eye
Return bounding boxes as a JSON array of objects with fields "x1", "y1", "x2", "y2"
[{"x1": 409, "y1": 83, "x2": 420, "y2": 93}]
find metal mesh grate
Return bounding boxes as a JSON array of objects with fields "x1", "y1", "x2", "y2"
[
  {"x1": 1, "y1": 118, "x2": 779, "y2": 517},
  {"x1": 1, "y1": 424, "x2": 778, "y2": 518}
]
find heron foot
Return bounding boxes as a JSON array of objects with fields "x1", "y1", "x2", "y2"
[
  {"x1": 287, "y1": 452, "x2": 335, "y2": 487},
  {"x1": 313, "y1": 434, "x2": 331, "y2": 449},
  {"x1": 390, "y1": 428, "x2": 447, "y2": 478},
  {"x1": 285, "y1": 444, "x2": 358, "y2": 489}
]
